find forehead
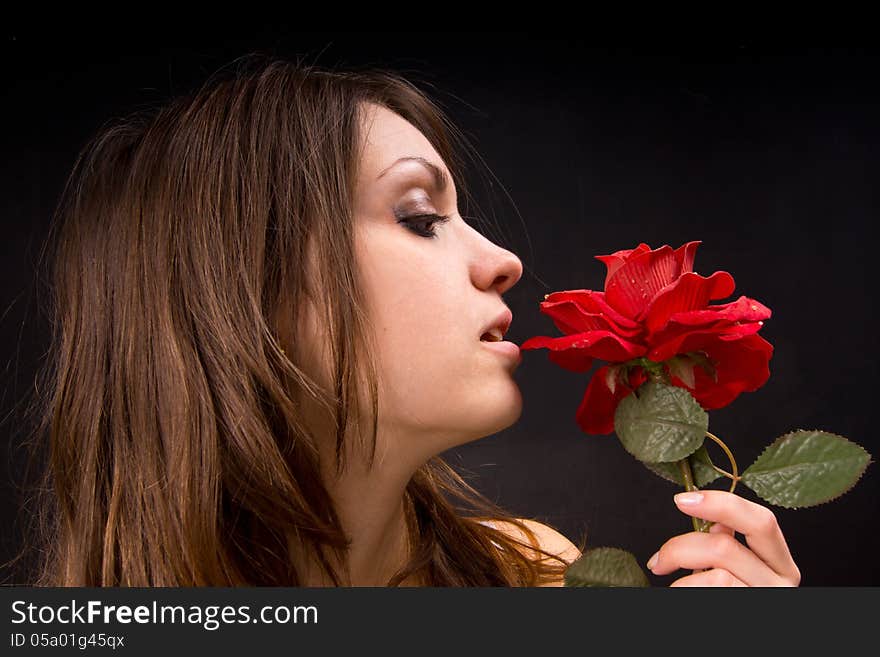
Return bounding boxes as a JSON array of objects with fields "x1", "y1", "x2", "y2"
[{"x1": 357, "y1": 103, "x2": 446, "y2": 180}]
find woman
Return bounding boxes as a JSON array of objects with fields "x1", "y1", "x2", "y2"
[{"x1": 19, "y1": 54, "x2": 800, "y2": 587}]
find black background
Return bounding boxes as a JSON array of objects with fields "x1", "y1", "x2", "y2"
[{"x1": 2, "y1": 34, "x2": 877, "y2": 586}]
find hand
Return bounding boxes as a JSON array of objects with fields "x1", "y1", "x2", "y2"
[{"x1": 645, "y1": 489, "x2": 801, "y2": 587}]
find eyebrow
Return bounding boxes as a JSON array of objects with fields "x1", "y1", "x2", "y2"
[{"x1": 376, "y1": 156, "x2": 449, "y2": 193}]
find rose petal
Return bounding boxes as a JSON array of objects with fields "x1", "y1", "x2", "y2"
[
  {"x1": 648, "y1": 318, "x2": 766, "y2": 362},
  {"x1": 605, "y1": 245, "x2": 681, "y2": 320},
  {"x1": 576, "y1": 365, "x2": 648, "y2": 435},
  {"x1": 548, "y1": 348, "x2": 594, "y2": 373},
  {"x1": 672, "y1": 334, "x2": 773, "y2": 409},
  {"x1": 540, "y1": 290, "x2": 642, "y2": 339},
  {"x1": 539, "y1": 298, "x2": 628, "y2": 336},
  {"x1": 646, "y1": 296, "x2": 770, "y2": 361},
  {"x1": 520, "y1": 331, "x2": 647, "y2": 364},
  {"x1": 641, "y1": 270, "x2": 736, "y2": 333},
  {"x1": 518, "y1": 334, "x2": 593, "y2": 372},
  {"x1": 716, "y1": 321, "x2": 765, "y2": 340},
  {"x1": 664, "y1": 296, "x2": 771, "y2": 327},
  {"x1": 672, "y1": 240, "x2": 702, "y2": 275},
  {"x1": 595, "y1": 242, "x2": 652, "y2": 284}
]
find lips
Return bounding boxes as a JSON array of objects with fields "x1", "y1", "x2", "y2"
[
  {"x1": 480, "y1": 327, "x2": 504, "y2": 342},
  {"x1": 479, "y1": 308, "x2": 513, "y2": 342}
]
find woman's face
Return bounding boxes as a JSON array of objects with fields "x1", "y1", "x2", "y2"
[
  {"x1": 302, "y1": 102, "x2": 524, "y2": 465},
  {"x1": 356, "y1": 102, "x2": 525, "y2": 457}
]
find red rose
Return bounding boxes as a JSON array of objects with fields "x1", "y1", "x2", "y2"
[{"x1": 520, "y1": 240, "x2": 773, "y2": 435}]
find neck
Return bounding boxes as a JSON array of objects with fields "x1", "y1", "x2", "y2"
[{"x1": 293, "y1": 432, "x2": 429, "y2": 587}]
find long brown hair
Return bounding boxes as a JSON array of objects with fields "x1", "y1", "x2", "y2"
[{"x1": 9, "y1": 52, "x2": 587, "y2": 586}]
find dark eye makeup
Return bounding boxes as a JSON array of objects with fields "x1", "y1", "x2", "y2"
[{"x1": 397, "y1": 212, "x2": 452, "y2": 239}]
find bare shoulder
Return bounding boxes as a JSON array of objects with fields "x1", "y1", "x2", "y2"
[{"x1": 489, "y1": 518, "x2": 582, "y2": 587}]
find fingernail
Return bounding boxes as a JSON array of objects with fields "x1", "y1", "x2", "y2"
[
  {"x1": 675, "y1": 492, "x2": 704, "y2": 506},
  {"x1": 646, "y1": 551, "x2": 659, "y2": 570}
]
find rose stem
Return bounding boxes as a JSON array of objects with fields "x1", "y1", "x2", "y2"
[
  {"x1": 677, "y1": 458, "x2": 711, "y2": 533},
  {"x1": 704, "y1": 430, "x2": 740, "y2": 495}
]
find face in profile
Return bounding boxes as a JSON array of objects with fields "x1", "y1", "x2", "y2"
[{"x1": 301, "y1": 102, "x2": 524, "y2": 469}]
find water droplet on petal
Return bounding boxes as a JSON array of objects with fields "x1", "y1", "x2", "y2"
[
  {"x1": 630, "y1": 278, "x2": 636, "y2": 284},
  {"x1": 758, "y1": 321, "x2": 763, "y2": 325},
  {"x1": 750, "y1": 304, "x2": 758, "y2": 310}
]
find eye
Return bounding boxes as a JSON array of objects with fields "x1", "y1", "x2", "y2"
[{"x1": 397, "y1": 212, "x2": 452, "y2": 239}]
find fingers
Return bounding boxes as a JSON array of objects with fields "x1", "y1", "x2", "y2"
[
  {"x1": 670, "y1": 568, "x2": 748, "y2": 587},
  {"x1": 696, "y1": 523, "x2": 732, "y2": 577},
  {"x1": 709, "y1": 522, "x2": 735, "y2": 537},
  {"x1": 672, "y1": 490, "x2": 801, "y2": 584},
  {"x1": 647, "y1": 530, "x2": 787, "y2": 586}
]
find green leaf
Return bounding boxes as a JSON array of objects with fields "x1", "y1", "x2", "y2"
[
  {"x1": 740, "y1": 430, "x2": 874, "y2": 509},
  {"x1": 642, "y1": 445, "x2": 723, "y2": 487},
  {"x1": 614, "y1": 381, "x2": 708, "y2": 463},
  {"x1": 564, "y1": 547, "x2": 650, "y2": 587}
]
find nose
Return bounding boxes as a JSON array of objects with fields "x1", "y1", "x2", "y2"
[{"x1": 476, "y1": 243, "x2": 523, "y2": 296}]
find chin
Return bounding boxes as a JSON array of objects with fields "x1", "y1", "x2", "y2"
[{"x1": 475, "y1": 383, "x2": 524, "y2": 436}]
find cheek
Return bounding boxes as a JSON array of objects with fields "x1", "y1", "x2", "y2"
[
  {"x1": 369, "y1": 275, "x2": 509, "y2": 432},
  {"x1": 355, "y1": 229, "x2": 521, "y2": 435},
  {"x1": 379, "y1": 287, "x2": 461, "y2": 345},
  {"x1": 375, "y1": 318, "x2": 523, "y2": 444},
  {"x1": 356, "y1": 235, "x2": 458, "y2": 361},
  {"x1": 364, "y1": 268, "x2": 465, "y2": 393}
]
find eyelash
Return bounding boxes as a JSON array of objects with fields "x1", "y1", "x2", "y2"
[{"x1": 397, "y1": 212, "x2": 452, "y2": 239}]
